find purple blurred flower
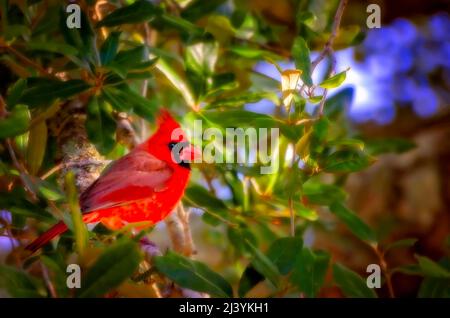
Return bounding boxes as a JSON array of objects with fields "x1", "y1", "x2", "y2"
[
  {"x1": 391, "y1": 18, "x2": 418, "y2": 47},
  {"x1": 373, "y1": 102, "x2": 396, "y2": 125},
  {"x1": 412, "y1": 86, "x2": 439, "y2": 117},
  {"x1": 0, "y1": 210, "x2": 12, "y2": 226},
  {"x1": 393, "y1": 76, "x2": 417, "y2": 103},
  {"x1": 428, "y1": 13, "x2": 450, "y2": 41},
  {"x1": 364, "y1": 27, "x2": 397, "y2": 52}
]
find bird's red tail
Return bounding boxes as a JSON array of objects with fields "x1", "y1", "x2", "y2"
[{"x1": 25, "y1": 221, "x2": 68, "y2": 253}]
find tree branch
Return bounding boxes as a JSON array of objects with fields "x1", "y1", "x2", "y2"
[{"x1": 311, "y1": 0, "x2": 348, "y2": 73}]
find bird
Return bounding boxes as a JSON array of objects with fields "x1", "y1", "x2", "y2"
[{"x1": 26, "y1": 110, "x2": 199, "y2": 253}]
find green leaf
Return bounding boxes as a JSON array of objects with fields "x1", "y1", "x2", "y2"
[
  {"x1": 156, "y1": 58, "x2": 196, "y2": 108},
  {"x1": 26, "y1": 40, "x2": 78, "y2": 56},
  {"x1": 0, "y1": 104, "x2": 30, "y2": 139},
  {"x1": 0, "y1": 265, "x2": 43, "y2": 297},
  {"x1": 40, "y1": 255, "x2": 69, "y2": 297},
  {"x1": 243, "y1": 239, "x2": 280, "y2": 288},
  {"x1": 319, "y1": 70, "x2": 347, "y2": 89},
  {"x1": 417, "y1": 258, "x2": 450, "y2": 297},
  {"x1": 97, "y1": 0, "x2": 162, "y2": 27},
  {"x1": 230, "y1": 46, "x2": 279, "y2": 60},
  {"x1": 291, "y1": 248, "x2": 330, "y2": 297},
  {"x1": 37, "y1": 180, "x2": 65, "y2": 201},
  {"x1": 303, "y1": 180, "x2": 347, "y2": 206},
  {"x1": 120, "y1": 86, "x2": 157, "y2": 121},
  {"x1": 328, "y1": 138, "x2": 365, "y2": 151},
  {"x1": 185, "y1": 41, "x2": 219, "y2": 76},
  {"x1": 324, "y1": 149, "x2": 373, "y2": 173},
  {"x1": 329, "y1": 202, "x2": 377, "y2": 243},
  {"x1": 26, "y1": 121, "x2": 47, "y2": 175},
  {"x1": 4, "y1": 24, "x2": 30, "y2": 40},
  {"x1": 415, "y1": 256, "x2": 450, "y2": 279},
  {"x1": 385, "y1": 238, "x2": 417, "y2": 253},
  {"x1": 102, "y1": 87, "x2": 132, "y2": 112},
  {"x1": 6, "y1": 78, "x2": 27, "y2": 107},
  {"x1": 308, "y1": 95, "x2": 322, "y2": 104},
  {"x1": 418, "y1": 277, "x2": 450, "y2": 298},
  {"x1": 86, "y1": 96, "x2": 116, "y2": 154},
  {"x1": 79, "y1": 238, "x2": 142, "y2": 297},
  {"x1": 184, "y1": 185, "x2": 234, "y2": 224},
  {"x1": 181, "y1": 0, "x2": 226, "y2": 22},
  {"x1": 19, "y1": 79, "x2": 90, "y2": 108},
  {"x1": 365, "y1": 138, "x2": 416, "y2": 156},
  {"x1": 100, "y1": 32, "x2": 121, "y2": 65},
  {"x1": 292, "y1": 37, "x2": 312, "y2": 86},
  {"x1": 391, "y1": 264, "x2": 422, "y2": 276},
  {"x1": 238, "y1": 266, "x2": 264, "y2": 297},
  {"x1": 324, "y1": 87, "x2": 354, "y2": 119},
  {"x1": 333, "y1": 263, "x2": 377, "y2": 298},
  {"x1": 106, "y1": 46, "x2": 157, "y2": 77},
  {"x1": 203, "y1": 109, "x2": 302, "y2": 141},
  {"x1": 267, "y1": 237, "x2": 303, "y2": 275},
  {"x1": 0, "y1": 188, "x2": 54, "y2": 222},
  {"x1": 156, "y1": 14, "x2": 203, "y2": 36},
  {"x1": 206, "y1": 92, "x2": 277, "y2": 109},
  {"x1": 60, "y1": 7, "x2": 95, "y2": 62},
  {"x1": 154, "y1": 251, "x2": 232, "y2": 297},
  {"x1": 65, "y1": 171, "x2": 88, "y2": 255}
]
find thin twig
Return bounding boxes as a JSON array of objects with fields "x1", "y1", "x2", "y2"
[
  {"x1": 4, "y1": 46, "x2": 51, "y2": 77},
  {"x1": 288, "y1": 197, "x2": 295, "y2": 237},
  {"x1": 311, "y1": 0, "x2": 348, "y2": 73},
  {"x1": 373, "y1": 245, "x2": 395, "y2": 298},
  {"x1": 0, "y1": 95, "x2": 7, "y2": 117},
  {"x1": 311, "y1": 0, "x2": 347, "y2": 116},
  {"x1": 6, "y1": 139, "x2": 38, "y2": 202},
  {"x1": 41, "y1": 263, "x2": 58, "y2": 298}
]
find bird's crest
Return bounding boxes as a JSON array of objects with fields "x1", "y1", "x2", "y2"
[{"x1": 157, "y1": 109, "x2": 180, "y2": 131}]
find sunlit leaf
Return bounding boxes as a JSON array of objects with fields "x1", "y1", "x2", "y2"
[
  {"x1": 292, "y1": 37, "x2": 312, "y2": 86},
  {"x1": 319, "y1": 69, "x2": 348, "y2": 89},
  {"x1": 26, "y1": 121, "x2": 47, "y2": 175},
  {"x1": 281, "y1": 69, "x2": 302, "y2": 108},
  {"x1": 65, "y1": 172, "x2": 88, "y2": 256}
]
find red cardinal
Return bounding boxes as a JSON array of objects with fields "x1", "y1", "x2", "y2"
[{"x1": 26, "y1": 110, "x2": 199, "y2": 253}]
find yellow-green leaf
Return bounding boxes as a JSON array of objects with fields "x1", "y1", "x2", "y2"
[
  {"x1": 319, "y1": 70, "x2": 348, "y2": 89},
  {"x1": 26, "y1": 121, "x2": 47, "y2": 175}
]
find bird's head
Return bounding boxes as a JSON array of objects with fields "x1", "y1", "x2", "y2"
[{"x1": 144, "y1": 110, "x2": 200, "y2": 169}]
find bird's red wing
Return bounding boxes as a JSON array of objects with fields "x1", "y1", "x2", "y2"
[{"x1": 79, "y1": 150, "x2": 173, "y2": 213}]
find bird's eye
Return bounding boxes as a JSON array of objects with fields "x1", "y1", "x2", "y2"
[{"x1": 168, "y1": 142, "x2": 178, "y2": 150}]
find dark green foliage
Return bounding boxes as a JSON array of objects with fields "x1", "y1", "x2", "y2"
[{"x1": 0, "y1": 0, "x2": 439, "y2": 300}]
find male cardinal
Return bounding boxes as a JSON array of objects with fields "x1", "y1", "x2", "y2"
[{"x1": 26, "y1": 110, "x2": 199, "y2": 253}]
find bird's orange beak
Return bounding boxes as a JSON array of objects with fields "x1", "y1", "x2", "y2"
[{"x1": 179, "y1": 144, "x2": 202, "y2": 163}]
